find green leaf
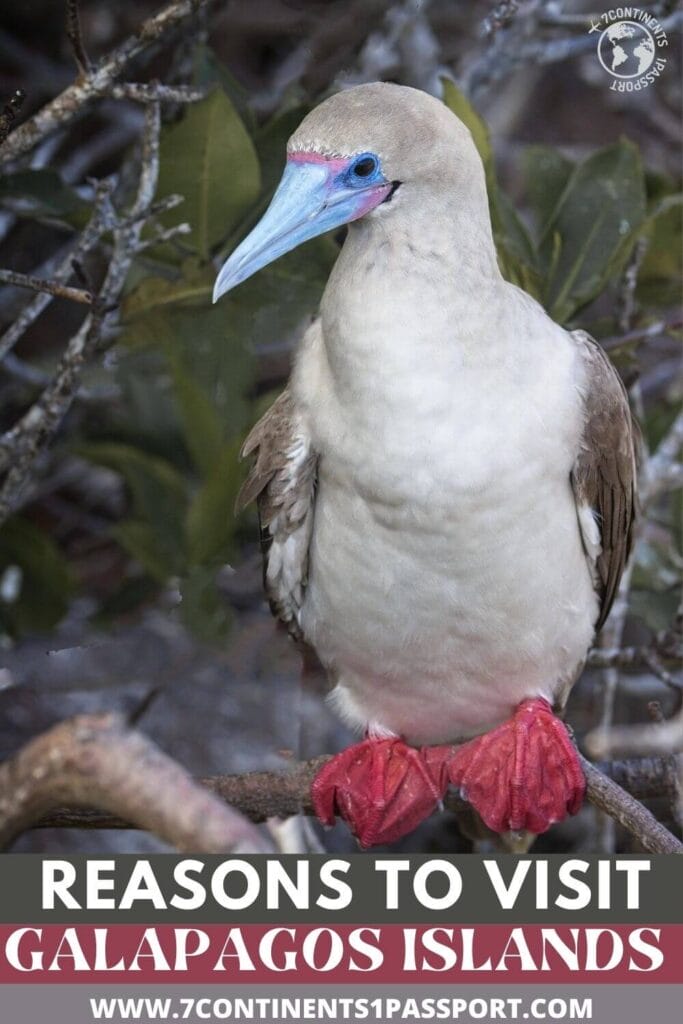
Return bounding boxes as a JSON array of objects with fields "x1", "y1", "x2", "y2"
[
  {"x1": 540, "y1": 139, "x2": 646, "y2": 323},
  {"x1": 110, "y1": 347, "x2": 187, "y2": 466},
  {"x1": 112, "y1": 521, "x2": 178, "y2": 582},
  {"x1": 76, "y1": 443, "x2": 189, "y2": 577},
  {"x1": 167, "y1": 358, "x2": 226, "y2": 478},
  {"x1": 138, "y1": 305, "x2": 253, "y2": 439},
  {"x1": 186, "y1": 440, "x2": 242, "y2": 565},
  {"x1": 192, "y1": 45, "x2": 255, "y2": 132},
  {"x1": 441, "y1": 80, "x2": 539, "y2": 292},
  {"x1": 156, "y1": 88, "x2": 261, "y2": 260},
  {"x1": 95, "y1": 574, "x2": 160, "y2": 625},
  {"x1": 643, "y1": 398, "x2": 682, "y2": 452},
  {"x1": 254, "y1": 104, "x2": 311, "y2": 196},
  {"x1": 121, "y1": 261, "x2": 254, "y2": 473},
  {"x1": 441, "y1": 79, "x2": 493, "y2": 180},
  {"x1": 490, "y1": 190, "x2": 540, "y2": 293},
  {"x1": 630, "y1": 588, "x2": 679, "y2": 633},
  {"x1": 123, "y1": 262, "x2": 213, "y2": 318},
  {"x1": 0, "y1": 517, "x2": 72, "y2": 636},
  {"x1": 522, "y1": 145, "x2": 574, "y2": 239},
  {"x1": 226, "y1": 234, "x2": 337, "y2": 349},
  {"x1": 0, "y1": 169, "x2": 91, "y2": 228},
  {"x1": 179, "y1": 564, "x2": 233, "y2": 646},
  {"x1": 636, "y1": 193, "x2": 683, "y2": 308}
]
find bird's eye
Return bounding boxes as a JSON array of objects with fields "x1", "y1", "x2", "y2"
[{"x1": 351, "y1": 155, "x2": 378, "y2": 178}]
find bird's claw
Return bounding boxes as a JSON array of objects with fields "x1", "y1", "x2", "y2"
[
  {"x1": 311, "y1": 736, "x2": 451, "y2": 847},
  {"x1": 446, "y1": 697, "x2": 586, "y2": 834}
]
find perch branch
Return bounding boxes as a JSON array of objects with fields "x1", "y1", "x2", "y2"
[
  {"x1": 11, "y1": 735, "x2": 681, "y2": 854},
  {"x1": 0, "y1": 712, "x2": 273, "y2": 853}
]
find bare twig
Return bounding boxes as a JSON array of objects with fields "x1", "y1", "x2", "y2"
[
  {"x1": 136, "y1": 220, "x2": 192, "y2": 251},
  {"x1": 0, "y1": 353, "x2": 119, "y2": 403},
  {"x1": 0, "y1": 713, "x2": 273, "y2": 852},
  {"x1": 0, "y1": 104, "x2": 162, "y2": 518},
  {"x1": 616, "y1": 238, "x2": 648, "y2": 334},
  {"x1": 587, "y1": 645, "x2": 682, "y2": 692},
  {"x1": 0, "y1": 179, "x2": 115, "y2": 363},
  {"x1": 0, "y1": 89, "x2": 25, "y2": 148},
  {"x1": 66, "y1": 0, "x2": 91, "y2": 77},
  {"x1": 595, "y1": 561, "x2": 635, "y2": 852},
  {"x1": 601, "y1": 314, "x2": 683, "y2": 351},
  {"x1": 586, "y1": 400, "x2": 683, "y2": 778},
  {"x1": 586, "y1": 706, "x2": 683, "y2": 760},
  {"x1": 460, "y1": 7, "x2": 683, "y2": 99},
  {"x1": 647, "y1": 701, "x2": 682, "y2": 830},
  {"x1": 0, "y1": 268, "x2": 95, "y2": 306},
  {"x1": 579, "y1": 753, "x2": 682, "y2": 854},
  {"x1": 0, "y1": 0, "x2": 213, "y2": 165},
  {"x1": 642, "y1": 650, "x2": 683, "y2": 694},
  {"x1": 482, "y1": 1, "x2": 520, "y2": 38},
  {"x1": 108, "y1": 82, "x2": 206, "y2": 104}
]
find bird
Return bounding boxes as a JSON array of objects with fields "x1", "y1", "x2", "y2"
[{"x1": 212, "y1": 82, "x2": 637, "y2": 848}]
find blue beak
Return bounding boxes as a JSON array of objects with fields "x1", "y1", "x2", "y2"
[{"x1": 213, "y1": 159, "x2": 388, "y2": 301}]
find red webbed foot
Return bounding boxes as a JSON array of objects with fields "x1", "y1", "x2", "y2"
[
  {"x1": 446, "y1": 697, "x2": 586, "y2": 834},
  {"x1": 311, "y1": 737, "x2": 452, "y2": 847}
]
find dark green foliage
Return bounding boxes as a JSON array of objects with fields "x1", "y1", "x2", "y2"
[
  {"x1": 156, "y1": 88, "x2": 261, "y2": 261},
  {"x1": 441, "y1": 79, "x2": 675, "y2": 324},
  {"x1": 70, "y1": 79, "x2": 333, "y2": 643},
  {"x1": 0, "y1": 517, "x2": 72, "y2": 637},
  {"x1": 0, "y1": 169, "x2": 91, "y2": 229}
]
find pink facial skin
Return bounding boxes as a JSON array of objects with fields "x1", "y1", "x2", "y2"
[
  {"x1": 288, "y1": 150, "x2": 350, "y2": 173},
  {"x1": 287, "y1": 150, "x2": 393, "y2": 221}
]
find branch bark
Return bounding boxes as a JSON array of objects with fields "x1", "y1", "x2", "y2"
[
  {"x1": 579, "y1": 753, "x2": 682, "y2": 854},
  {"x1": 0, "y1": 713, "x2": 273, "y2": 853},
  {"x1": 4, "y1": 720, "x2": 678, "y2": 855},
  {"x1": 0, "y1": 0, "x2": 213, "y2": 165},
  {"x1": 0, "y1": 268, "x2": 95, "y2": 306},
  {"x1": 0, "y1": 103, "x2": 162, "y2": 520}
]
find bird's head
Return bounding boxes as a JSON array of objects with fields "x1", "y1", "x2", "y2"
[{"x1": 213, "y1": 82, "x2": 479, "y2": 301}]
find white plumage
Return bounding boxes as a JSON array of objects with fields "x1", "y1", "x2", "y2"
[{"x1": 221, "y1": 82, "x2": 637, "y2": 840}]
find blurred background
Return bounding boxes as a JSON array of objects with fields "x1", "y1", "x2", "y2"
[{"x1": 0, "y1": 0, "x2": 680, "y2": 854}]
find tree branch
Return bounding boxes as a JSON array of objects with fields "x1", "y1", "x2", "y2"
[
  {"x1": 586, "y1": 706, "x2": 683, "y2": 761},
  {"x1": 0, "y1": 713, "x2": 273, "y2": 853},
  {"x1": 579, "y1": 753, "x2": 682, "y2": 854},
  {"x1": 0, "y1": 268, "x2": 95, "y2": 306},
  {"x1": 0, "y1": 0, "x2": 213, "y2": 165},
  {"x1": 0, "y1": 89, "x2": 25, "y2": 149},
  {"x1": 6, "y1": 723, "x2": 679, "y2": 854},
  {"x1": 0, "y1": 103, "x2": 162, "y2": 520},
  {"x1": 65, "y1": 0, "x2": 91, "y2": 77}
]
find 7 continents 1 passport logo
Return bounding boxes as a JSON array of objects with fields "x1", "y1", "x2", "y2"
[{"x1": 590, "y1": 7, "x2": 669, "y2": 91}]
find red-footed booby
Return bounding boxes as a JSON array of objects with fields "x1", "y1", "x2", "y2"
[{"x1": 213, "y1": 83, "x2": 638, "y2": 847}]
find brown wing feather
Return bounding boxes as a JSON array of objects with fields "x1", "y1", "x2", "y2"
[
  {"x1": 236, "y1": 386, "x2": 317, "y2": 638},
  {"x1": 571, "y1": 331, "x2": 639, "y2": 632}
]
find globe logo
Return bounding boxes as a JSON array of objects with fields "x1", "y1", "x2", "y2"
[{"x1": 597, "y1": 21, "x2": 656, "y2": 79}]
